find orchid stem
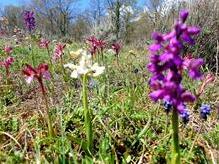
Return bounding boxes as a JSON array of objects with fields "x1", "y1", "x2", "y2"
[
  {"x1": 46, "y1": 48, "x2": 55, "y2": 93},
  {"x1": 47, "y1": 48, "x2": 54, "y2": 80},
  {"x1": 171, "y1": 108, "x2": 180, "y2": 164},
  {"x1": 40, "y1": 81, "x2": 54, "y2": 137},
  {"x1": 82, "y1": 74, "x2": 93, "y2": 153},
  {"x1": 30, "y1": 43, "x2": 36, "y2": 67},
  {"x1": 60, "y1": 55, "x2": 67, "y2": 83}
]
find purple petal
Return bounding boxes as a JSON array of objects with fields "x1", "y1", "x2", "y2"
[
  {"x1": 159, "y1": 53, "x2": 173, "y2": 62},
  {"x1": 181, "y1": 91, "x2": 196, "y2": 102},
  {"x1": 151, "y1": 32, "x2": 163, "y2": 42},
  {"x1": 180, "y1": 9, "x2": 189, "y2": 22},
  {"x1": 43, "y1": 71, "x2": 51, "y2": 80},
  {"x1": 182, "y1": 33, "x2": 195, "y2": 45},
  {"x1": 188, "y1": 70, "x2": 202, "y2": 80},
  {"x1": 176, "y1": 102, "x2": 186, "y2": 113},
  {"x1": 190, "y1": 58, "x2": 204, "y2": 68},
  {"x1": 148, "y1": 43, "x2": 161, "y2": 52},
  {"x1": 187, "y1": 26, "x2": 200, "y2": 35},
  {"x1": 149, "y1": 90, "x2": 165, "y2": 102},
  {"x1": 163, "y1": 31, "x2": 175, "y2": 41}
]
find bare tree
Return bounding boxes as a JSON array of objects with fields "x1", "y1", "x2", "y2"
[{"x1": 31, "y1": 0, "x2": 78, "y2": 37}]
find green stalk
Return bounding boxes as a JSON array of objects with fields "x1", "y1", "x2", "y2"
[
  {"x1": 30, "y1": 43, "x2": 36, "y2": 67},
  {"x1": 171, "y1": 108, "x2": 180, "y2": 164},
  {"x1": 60, "y1": 55, "x2": 67, "y2": 82},
  {"x1": 82, "y1": 74, "x2": 93, "y2": 153},
  {"x1": 40, "y1": 80, "x2": 54, "y2": 137},
  {"x1": 47, "y1": 48, "x2": 55, "y2": 80}
]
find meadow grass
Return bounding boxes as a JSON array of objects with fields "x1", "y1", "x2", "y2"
[{"x1": 0, "y1": 40, "x2": 218, "y2": 163}]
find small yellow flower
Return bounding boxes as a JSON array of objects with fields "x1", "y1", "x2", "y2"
[
  {"x1": 129, "y1": 50, "x2": 137, "y2": 56},
  {"x1": 70, "y1": 49, "x2": 85, "y2": 59}
]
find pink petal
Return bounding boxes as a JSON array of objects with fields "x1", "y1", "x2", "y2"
[{"x1": 26, "y1": 76, "x2": 33, "y2": 84}]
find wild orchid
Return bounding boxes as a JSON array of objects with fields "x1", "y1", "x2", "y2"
[
  {"x1": 22, "y1": 64, "x2": 50, "y2": 89},
  {"x1": 64, "y1": 49, "x2": 105, "y2": 153},
  {"x1": 112, "y1": 42, "x2": 122, "y2": 64},
  {"x1": 64, "y1": 50, "x2": 105, "y2": 78},
  {"x1": 38, "y1": 38, "x2": 54, "y2": 78},
  {"x1": 39, "y1": 38, "x2": 50, "y2": 49},
  {"x1": 86, "y1": 36, "x2": 99, "y2": 56},
  {"x1": 22, "y1": 63, "x2": 54, "y2": 136},
  {"x1": 147, "y1": 9, "x2": 202, "y2": 163},
  {"x1": 52, "y1": 42, "x2": 67, "y2": 81},
  {"x1": 112, "y1": 42, "x2": 121, "y2": 56},
  {"x1": 53, "y1": 43, "x2": 66, "y2": 61},
  {"x1": 0, "y1": 56, "x2": 15, "y2": 79},
  {"x1": 3, "y1": 45, "x2": 13, "y2": 55},
  {"x1": 86, "y1": 36, "x2": 106, "y2": 63},
  {"x1": 23, "y1": 10, "x2": 36, "y2": 33}
]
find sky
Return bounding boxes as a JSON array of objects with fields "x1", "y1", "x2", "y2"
[
  {"x1": 0, "y1": 0, "x2": 91, "y2": 9},
  {"x1": 0, "y1": 0, "x2": 27, "y2": 7},
  {"x1": 0, "y1": 0, "x2": 145, "y2": 10}
]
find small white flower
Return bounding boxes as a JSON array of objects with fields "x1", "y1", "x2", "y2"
[
  {"x1": 91, "y1": 63, "x2": 105, "y2": 77},
  {"x1": 107, "y1": 49, "x2": 115, "y2": 54},
  {"x1": 64, "y1": 49, "x2": 105, "y2": 78}
]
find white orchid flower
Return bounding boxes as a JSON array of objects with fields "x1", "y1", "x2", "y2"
[{"x1": 64, "y1": 50, "x2": 105, "y2": 78}]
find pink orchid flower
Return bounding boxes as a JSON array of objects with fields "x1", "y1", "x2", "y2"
[
  {"x1": 0, "y1": 56, "x2": 15, "y2": 77},
  {"x1": 3, "y1": 45, "x2": 13, "y2": 55},
  {"x1": 112, "y1": 42, "x2": 122, "y2": 56},
  {"x1": 86, "y1": 36, "x2": 106, "y2": 55},
  {"x1": 23, "y1": 63, "x2": 50, "y2": 93},
  {"x1": 39, "y1": 38, "x2": 50, "y2": 49},
  {"x1": 86, "y1": 36, "x2": 99, "y2": 55},
  {"x1": 53, "y1": 43, "x2": 66, "y2": 60}
]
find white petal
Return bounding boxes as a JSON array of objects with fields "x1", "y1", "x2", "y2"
[
  {"x1": 70, "y1": 70, "x2": 79, "y2": 78},
  {"x1": 91, "y1": 64, "x2": 105, "y2": 77},
  {"x1": 78, "y1": 66, "x2": 89, "y2": 75},
  {"x1": 64, "y1": 63, "x2": 77, "y2": 70},
  {"x1": 26, "y1": 76, "x2": 33, "y2": 84}
]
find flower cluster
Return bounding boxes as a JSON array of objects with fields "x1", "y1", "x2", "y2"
[
  {"x1": 112, "y1": 42, "x2": 122, "y2": 56},
  {"x1": 3, "y1": 45, "x2": 13, "y2": 55},
  {"x1": 53, "y1": 43, "x2": 66, "y2": 60},
  {"x1": 23, "y1": 10, "x2": 36, "y2": 32},
  {"x1": 0, "y1": 57, "x2": 15, "y2": 77},
  {"x1": 200, "y1": 104, "x2": 211, "y2": 120},
  {"x1": 148, "y1": 10, "x2": 203, "y2": 122},
  {"x1": 23, "y1": 64, "x2": 50, "y2": 93},
  {"x1": 86, "y1": 36, "x2": 106, "y2": 55},
  {"x1": 163, "y1": 100, "x2": 172, "y2": 113},
  {"x1": 64, "y1": 49, "x2": 105, "y2": 78},
  {"x1": 39, "y1": 38, "x2": 50, "y2": 49}
]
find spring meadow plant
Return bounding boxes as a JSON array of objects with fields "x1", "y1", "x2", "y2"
[
  {"x1": 0, "y1": 57, "x2": 15, "y2": 83},
  {"x1": 3, "y1": 45, "x2": 13, "y2": 55},
  {"x1": 112, "y1": 42, "x2": 122, "y2": 64},
  {"x1": 64, "y1": 49, "x2": 105, "y2": 153},
  {"x1": 23, "y1": 10, "x2": 36, "y2": 33},
  {"x1": 53, "y1": 43, "x2": 67, "y2": 81},
  {"x1": 23, "y1": 10, "x2": 37, "y2": 67},
  {"x1": 147, "y1": 9, "x2": 204, "y2": 163},
  {"x1": 22, "y1": 63, "x2": 54, "y2": 137},
  {"x1": 86, "y1": 36, "x2": 106, "y2": 63}
]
